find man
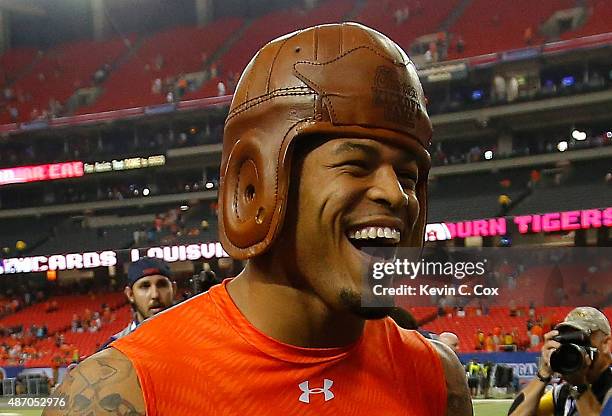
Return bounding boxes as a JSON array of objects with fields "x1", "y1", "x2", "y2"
[
  {"x1": 509, "y1": 307, "x2": 612, "y2": 416},
  {"x1": 440, "y1": 331, "x2": 460, "y2": 353},
  {"x1": 45, "y1": 23, "x2": 471, "y2": 415},
  {"x1": 99, "y1": 257, "x2": 176, "y2": 349},
  {"x1": 467, "y1": 359, "x2": 482, "y2": 397}
]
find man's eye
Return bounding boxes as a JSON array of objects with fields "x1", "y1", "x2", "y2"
[{"x1": 341, "y1": 160, "x2": 370, "y2": 172}]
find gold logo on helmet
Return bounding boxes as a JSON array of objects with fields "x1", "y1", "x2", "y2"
[{"x1": 372, "y1": 66, "x2": 421, "y2": 127}]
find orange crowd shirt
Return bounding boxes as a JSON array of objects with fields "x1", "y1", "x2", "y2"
[{"x1": 113, "y1": 280, "x2": 447, "y2": 415}]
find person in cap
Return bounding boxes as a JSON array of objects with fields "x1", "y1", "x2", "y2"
[
  {"x1": 45, "y1": 23, "x2": 470, "y2": 415},
  {"x1": 509, "y1": 306, "x2": 612, "y2": 416},
  {"x1": 99, "y1": 257, "x2": 177, "y2": 350}
]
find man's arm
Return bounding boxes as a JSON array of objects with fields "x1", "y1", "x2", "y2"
[
  {"x1": 573, "y1": 390, "x2": 601, "y2": 416},
  {"x1": 506, "y1": 376, "x2": 550, "y2": 416},
  {"x1": 508, "y1": 330, "x2": 560, "y2": 416},
  {"x1": 431, "y1": 340, "x2": 474, "y2": 416},
  {"x1": 42, "y1": 347, "x2": 145, "y2": 416}
]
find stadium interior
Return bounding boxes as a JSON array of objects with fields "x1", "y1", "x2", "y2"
[{"x1": 0, "y1": 0, "x2": 611, "y2": 414}]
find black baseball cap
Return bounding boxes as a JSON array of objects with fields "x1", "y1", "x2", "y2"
[{"x1": 127, "y1": 257, "x2": 172, "y2": 286}]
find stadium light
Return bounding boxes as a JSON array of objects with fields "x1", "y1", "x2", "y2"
[
  {"x1": 571, "y1": 129, "x2": 586, "y2": 141},
  {"x1": 484, "y1": 150, "x2": 493, "y2": 160},
  {"x1": 143, "y1": 188, "x2": 150, "y2": 196},
  {"x1": 557, "y1": 141, "x2": 568, "y2": 152},
  {"x1": 606, "y1": 131, "x2": 612, "y2": 139},
  {"x1": 205, "y1": 181, "x2": 214, "y2": 189},
  {"x1": 180, "y1": 205, "x2": 189, "y2": 211}
]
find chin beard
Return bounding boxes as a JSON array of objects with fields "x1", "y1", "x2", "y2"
[{"x1": 339, "y1": 288, "x2": 394, "y2": 320}]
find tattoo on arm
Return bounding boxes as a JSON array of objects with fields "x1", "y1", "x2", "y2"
[
  {"x1": 447, "y1": 390, "x2": 474, "y2": 416},
  {"x1": 431, "y1": 340, "x2": 474, "y2": 416},
  {"x1": 44, "y1": 350, "x2": 145, "y2": 416},
  {"x1": 508, "y1": 392, "x2": 525, "y2": 415}
]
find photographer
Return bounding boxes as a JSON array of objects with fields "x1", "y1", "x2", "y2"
[
  {"x1": 188, "y1": 262, "x2": 219, "y2": 296},
  {"x1": 509, "y1": 307, "x2": 612, "y2": 416}
]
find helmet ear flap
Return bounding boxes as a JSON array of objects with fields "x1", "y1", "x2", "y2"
[{"x1": 219, "y1": 137, "x2": 276, "y2": 259}]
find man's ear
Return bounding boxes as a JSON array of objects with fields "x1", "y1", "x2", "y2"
[
  {"x1": 602, "y1": 334, "x2": 611, "y2": 354},
  {"x1": 124, "y1": 286, "x2": 134, "y2": 303}
]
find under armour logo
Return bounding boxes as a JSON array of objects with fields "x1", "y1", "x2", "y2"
[{"x1": 298, "y1": 379, "x2": 334, "y2": 403}]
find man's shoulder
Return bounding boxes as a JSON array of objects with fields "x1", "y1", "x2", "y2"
[
  {"x1": 376, "y1": 317, "x2": 422, "y2": 339},
  {"x1": 137, "y1": 290, "x2": 215, "y2": 331},
  {"x1": 42, "y1": 347, "x2": 145, "y2": 415},
  {"x1": 373, "y1": 320, "x2": 472, "y2": 414},
  {"x1": 430, "y1": 340, "x2": 474, "y2": 416},
  {"x1": 112, "y1": 291, "x2": 220, "y2": 353},
  {"x1": 375, "y1": 317, "x2": 436, "y2": 353}
]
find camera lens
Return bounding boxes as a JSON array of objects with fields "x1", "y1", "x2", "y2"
[{"x1": 550, "y1": 344, "x2": 585, "y2": 374}]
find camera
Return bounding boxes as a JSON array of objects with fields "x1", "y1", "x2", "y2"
[
  {"x1": 188, "y1": 266, "x2": 217, "y2": 295},
  {"x1": 549, "y1": 331, "x2": 597, "y2": 374}
]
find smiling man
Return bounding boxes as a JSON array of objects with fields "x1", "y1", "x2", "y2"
[{"x1": 45, "y1": 22, "x2": 471, "y2": 416}]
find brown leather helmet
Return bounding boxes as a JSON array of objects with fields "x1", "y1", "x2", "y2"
[{"x1": 219, "y1": 22, "x2": 432, "y2": 259}]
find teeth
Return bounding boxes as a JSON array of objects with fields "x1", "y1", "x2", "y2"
[{"x1": 347, "y1": 226, "x2": 401, "y2": 243}]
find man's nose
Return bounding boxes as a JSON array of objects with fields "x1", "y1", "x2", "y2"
[
  {"x1": 149, "y1": 285, "x2": 160, "y2": 300},
  {"x1": 365, "y1": 165, "x2": 410, "y2": 209}
]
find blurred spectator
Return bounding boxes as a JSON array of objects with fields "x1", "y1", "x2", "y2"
[
  {"x1": 507, "y1": 77, "x2": 519, "y2": 102},
  {"x1": 523, "y1": 26, "x2": 533, "y2": 45},
  {"x1": 394, "y1": 7, "x2": 409, "y2": 25},
  {"x1": 456, "y1": 36, "x2": 465, "y2": 54},
  {"x1": 492, "y1": 75, "x2": 506, "y2": 102},
  {"x1": 177, "y1": 77, "x2": 188, "y2": 97},
  {"x1": 474, "y1": 330, "x2": 485, "y2": 350},
  {"x1": 154, "y1": 54, "x2": 164, "y2": 71},
  {"x1": 485, "y1": 333, "x2": 495, "y2": 351},
  {"x1": 217, "y1": 80, "x2": 226, "y2": 96},
  {"x1": 152, "y1": 78, "x2": 162, "y2": 94},
  {"x1": 210, "y1": 62, "x2": 218, "y2": 78}
]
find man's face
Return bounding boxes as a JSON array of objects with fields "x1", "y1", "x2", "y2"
[
  {"x1": 586, "y1": 330, "x2": 612, "y2": 380},
  {"x1": 278, "y1": 137, "x2": 421, "y2": 319},
  {"x1": 125, "y1": 274, "x2": 175, "y2": 322}
]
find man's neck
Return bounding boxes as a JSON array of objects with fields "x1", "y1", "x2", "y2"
[{"x1": 226, "y1": 263, "x2": 365, "y2": 349}]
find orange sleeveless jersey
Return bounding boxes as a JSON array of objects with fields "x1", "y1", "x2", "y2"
[{"x1": 112, "y1": 280, "x2": 447, "y2": 415}]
